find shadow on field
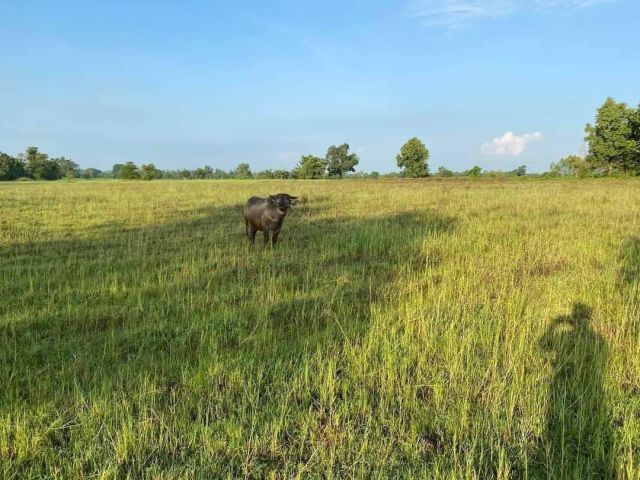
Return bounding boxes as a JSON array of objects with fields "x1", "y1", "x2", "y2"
[
  {"x1": 619, "y1": 236, "x2": 640, "y2": 286},
  {"x1": 537, "y1": 302, "x2": 612, "y2": 478},
  {"x1": 0, "y1": 200, "x2": 456, "y2": 476}
]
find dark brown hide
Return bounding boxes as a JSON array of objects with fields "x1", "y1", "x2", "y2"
[{"x1": 243, "y1": 193, "x2": 298, "y2": 245}]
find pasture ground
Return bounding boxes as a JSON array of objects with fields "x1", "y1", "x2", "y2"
[{"x1": 1, "y1": 178, "x2": 639, "y2": 478}]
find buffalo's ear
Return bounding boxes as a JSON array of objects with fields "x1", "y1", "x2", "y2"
[{"x1": 288, "y1": 195, "x2": 298, "y2": 200}]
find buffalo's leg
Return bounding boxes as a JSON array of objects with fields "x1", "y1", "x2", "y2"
[
  {"x1": 263, "y1": 230, "x2": 270, "y2": 245},
  {"x1": 271, "y1": 229, "x2": 281, "y2": 245},
  {"x1": 246, "y1": 223, "x2": 256, "y2": 244}
]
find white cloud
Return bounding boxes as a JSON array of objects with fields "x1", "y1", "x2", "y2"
[
  {"x1": 408, "y1": 0, "x2": 617, "y2": 27},
  {"x1": 481, "y1": 131, "x2": 542, "y2": 156}
]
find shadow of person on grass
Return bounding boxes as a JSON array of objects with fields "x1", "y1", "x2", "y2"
[{"x1": 538, "y1": 302, "x2": 612, "y2": 479}]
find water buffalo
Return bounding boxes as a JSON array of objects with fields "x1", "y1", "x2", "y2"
[{"x1": 244, "y1": 193, "x2": 298, "y2": 245}]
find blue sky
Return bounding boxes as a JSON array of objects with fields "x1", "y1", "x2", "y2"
[{"x1": 1, "y1": 0, "x2": 638, "y2": 173}]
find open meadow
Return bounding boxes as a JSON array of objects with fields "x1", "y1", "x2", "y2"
[{"x1": 1, "y1": 178, "x2": 640, "y2": 479}]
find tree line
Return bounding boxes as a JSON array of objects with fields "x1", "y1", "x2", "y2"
[
  {"x1": 2, "y1": 97, "x2": 639, "y2": 181},
  {"x1": 1, "y1": 139, "x2": 429, "y2": 181},
  {"x1": 0, "y1": 140, "x2": 426, "y2": 181},
  {"x1": 0, "y1": 147, "x2": 81, "y2": 181}
]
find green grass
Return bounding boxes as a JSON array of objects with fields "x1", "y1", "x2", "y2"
[{"x1": 1, "y1": 178, "x2": 639, "y2": 479}]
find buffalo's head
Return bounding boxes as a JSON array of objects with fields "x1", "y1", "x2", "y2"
[{"x1": 268, "y1": 193, "x2": 298, "y2": 212}]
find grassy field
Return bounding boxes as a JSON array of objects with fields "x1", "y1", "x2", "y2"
[{"x1": 1, "y1": 178, "x2": 639, "y2": 479}]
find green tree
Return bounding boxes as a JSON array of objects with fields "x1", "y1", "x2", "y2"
[
  {"x1": 465, "y1": 166, "x2": 482, "y2": 177},
  {"x1": 326, "y1": 143, "x2": 359, "y2": 179},
  {"x1": 234, "y1": 163, "x2": 252, "y2": 179},
  {"x1": 212, "y1": 168, "x2": 229, "y2": 179},
  {"x1": 511, "y1": 165, "x2": 527, "y2": 177},
  {"x1": 294, "y1": 155, "x2": 326, "y2": 179},
  {"x1": 23, "y1": 147, "x2": 61, "y2": 180},
  {"x1": 273, "y1": 169, "x2": 290, "y2": 179},
  {"x1": 118, "y1": 162, "x2": 140, "y2": 179},
  {"x1": 194, "y1": 166, "x2": 214, "y2": 179},
  {"x1": 549, "y1": 155, "x2": 589, "y2": 178},
  {"x1": 55, "y1": 157, "x2": 79, "y2": 179},
  {"x1": 140, "y1": 163, "x2": 162, "y2": 180},
  {"x1": 178, "y1": 169, "x2": 193, "y2": 179},
  {"x1": 436, "y1": 166, "x2": 454, "y2": 177},
  {"x1": 396, "y1": 137, "x2": 429, "y2": 177},
  {"x1": 255, "y1": 169, "x2": 274, "y2": 179},
  {"x1": 81, "y1": 168, "x2": 102, "y2": 179},
  {"x1": 0, "y1": 152, "x2": 26, "y2": 180},
  {"x1": 112, "y1": 164, "x2": 124, "y2": 177},
  {"x1": 585, "y1": 97, "x2": 637, "y2": 175},
  {"x1": 548, "y1": 159, "x2": 572, "y2": 177}
]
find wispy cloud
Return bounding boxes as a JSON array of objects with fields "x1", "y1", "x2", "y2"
[
  {"x1": 481, "y1": 131, "x2": 542, "y2": 155},
  {"x1": 408, "y1": 0, "x2": 617, "y2": 28}
]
